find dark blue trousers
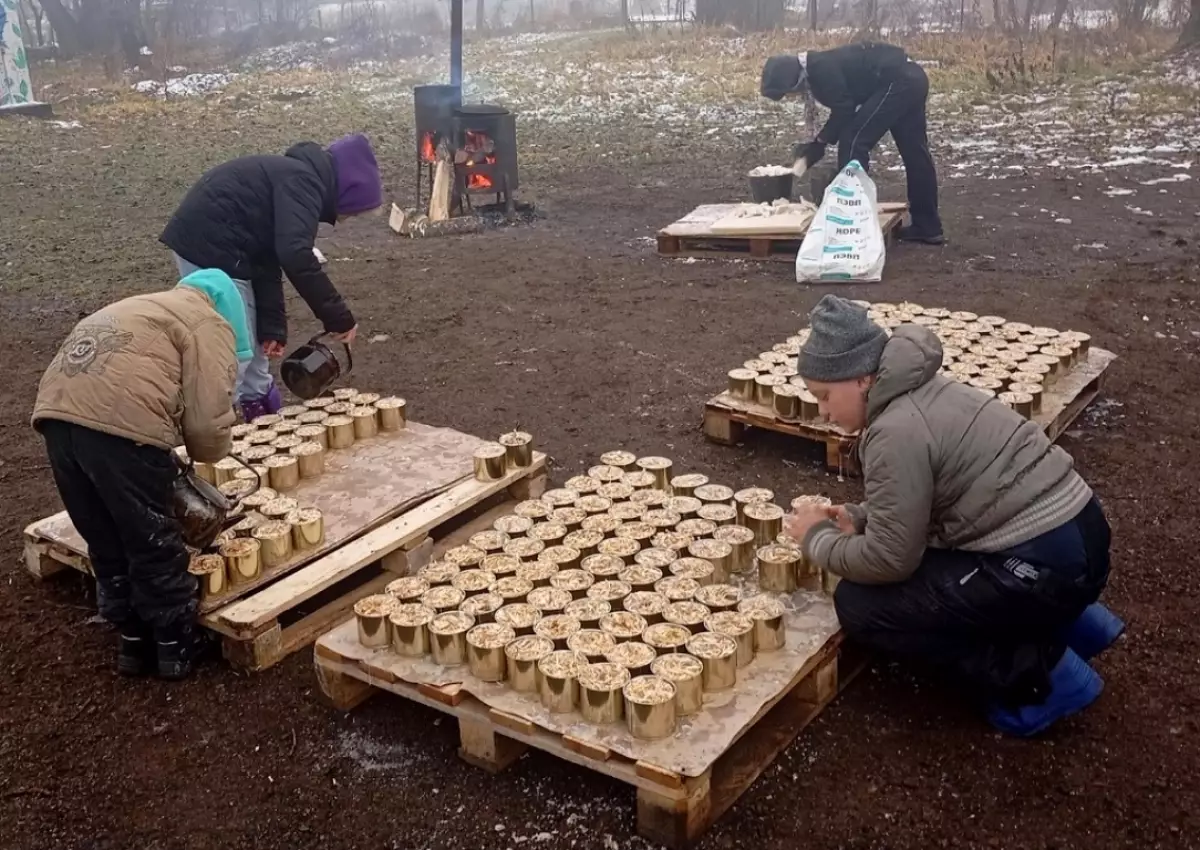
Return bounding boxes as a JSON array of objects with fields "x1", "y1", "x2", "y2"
[{"x1": 834, "y1": 498, "x2": 1111, "y2": 706}]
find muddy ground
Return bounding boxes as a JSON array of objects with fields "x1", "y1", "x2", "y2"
[{"x1": 1, "y1": 52, "x2": 1199, "y2": 850}]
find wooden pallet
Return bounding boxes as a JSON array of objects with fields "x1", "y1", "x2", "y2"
[
  {"x1": 314, "y1": 600, "x2": 861, "y2": 848},
  {"x1": 22, "y1": 423, "x2": 488, "y2": 607},
  {"x1": 657, "y1": 202, "x2": 907, "y2": 263},
  {"x1": 703, "y1": 347, "x2": 1117, "y2": 476},
  {"x1": 23, "y1": 438, "x2": 546, "y2": 671}
]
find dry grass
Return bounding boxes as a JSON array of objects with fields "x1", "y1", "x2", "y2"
[
  {"x1": 16, "y1": 24, "x2": 1183, "y2": 130},
  {"x1": 582, "y1": 25, "x2": 1175, "y2": 93}
]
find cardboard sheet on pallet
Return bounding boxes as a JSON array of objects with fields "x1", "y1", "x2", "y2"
[
  {"x1": 320, "y1": 590, "x2": 840, "y2": 777},
  {"x1": 661, "y1": 202, "x2": 908, "y2": 239},
  {"x1": 25, "y1": 422, "x2": 487, "y2": 611}
]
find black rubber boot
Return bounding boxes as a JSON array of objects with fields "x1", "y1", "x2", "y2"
[
  {"x1": 117, "y1": 616, "x2": 155, "y2": 677},
  {"x1": 896, "y1": 225, "x2": 945, "y2": 245},
  {"x1": 154, "y1": 619, "x2": 211, "y2": 681}
]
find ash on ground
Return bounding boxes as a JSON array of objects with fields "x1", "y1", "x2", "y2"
[{"x1": 473, "y1": 200, "x2": 540, "y2": 228}]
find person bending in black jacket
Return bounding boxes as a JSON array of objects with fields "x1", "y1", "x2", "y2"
[
  {"x1": 761, "y1": 42, "x2": 943, "y2": 245},
  {"x1": 161, "y1": 134, "x2": 384, "y2": 419}
]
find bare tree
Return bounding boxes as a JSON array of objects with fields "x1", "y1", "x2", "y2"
[
  {"x1": 694, "y1": 0, "x2": 787, "y2": 29},
  {"x1": 1047, "y1": 0, "x2": 1070, "y2": 30},
  {"x1": 1181, "y1": 0, "x2": 1200, "y2": 45}
]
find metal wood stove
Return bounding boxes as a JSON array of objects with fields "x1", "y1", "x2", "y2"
[
  {"x1": 452, "y1": 104, "x2": 518, "y2": 212},
  {"x1": 414, "y1": 86, "x2": 518, "y2": 214}
]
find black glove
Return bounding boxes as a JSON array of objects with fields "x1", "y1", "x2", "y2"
[{"x1": 791, "y1": 141, "x2": 826, "y2": 168}]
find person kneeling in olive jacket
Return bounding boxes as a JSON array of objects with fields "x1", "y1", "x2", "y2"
[
  {"x1": 32, "y1": 269, "x2": 253, "y2": 681},
  {"x1": 783, "y1": 295, "x2": 1123, "y2": 736}
]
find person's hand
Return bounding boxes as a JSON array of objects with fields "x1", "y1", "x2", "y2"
[
  {"x1": 262, "y1": 340, "x2": 286, "y2": 358},
  {"x1": 783, "y1": 503, "x2": 830, "y2": 545},
  {"x1": 828, "y1": 504, "x2": 857, "y2": 535},
  {"x1": 330, "y1": 325, "x2": 357, "y2": 345},
  {"x1": 791, "y1": 140, "x2": 826, "y2": 168}
]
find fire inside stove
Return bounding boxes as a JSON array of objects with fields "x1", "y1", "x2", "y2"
[
  {"x1": 420, "y1": 131, "x2": 437, "y2": 163},
  {"x1": 462, "y1": 129, "x2": 498, "y2": 190}
]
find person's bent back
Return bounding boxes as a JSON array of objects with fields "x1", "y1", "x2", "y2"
[{"x1": 32, "y1": 269, "x2": 252, "y2": 681}]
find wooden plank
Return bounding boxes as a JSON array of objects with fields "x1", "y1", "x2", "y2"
[
  {"x1": 419, "y1": 682, "x2": 465, "y2": 706},
  {"x1": 712, "y1": 634, "x2": 843, "y2": 759},
  {"x1": 489, "y1": 708, "x2": 536, "y2": 736},
  {"x1": 216, "y1": 454, "x2": 545, "y2": 634},
  {"x1": 1041, "y1": 348, "x2": 1115, "y2": 442},
  {"x1": 637, "y1": 761, "x2": 685, "y2": 789},
  {"x1": 313, "y1": 654, "x2": 376, "y2": 711},
  {"x1": 707, "y1": 646, "x2": 861, "y2": 828},
  {"x1": 564, "y1": 734, "x2": 611, "y2": 762},
  {"x1": 274, "y1": 572, "x2": 393, "y2": 661},
  {"x1": 22, "y1": 529, "x2": 93, "y2": 578},
  {"x1": 459, "y1": 717, "x2": 528, "y2": 772},
  {"x1": 507, "y1": 472, "x2": 548, "y2": 501},
  {"x1": 702, "y1": 407, "x2": 744, "y2": 446},
  {"x1": 221, "y1": 623, "x2": 282, "y2": 672},
  {"x1": 636, "y1": 772, "x2": 713, "y2": 849},
  {"x1": 22, "y1": 538, "x2": 73, "y2": 580}
]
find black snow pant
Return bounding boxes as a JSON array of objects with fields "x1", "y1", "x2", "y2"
[
  {"x1": 39, "y1": 419, "x2": 198, "y2": 630},
  {"x1": 833, "y1": 497, "x2": 1111, "y2": 707},
  {"x1": 836, "y1": 60, "x2": 942, "y2": 237}
]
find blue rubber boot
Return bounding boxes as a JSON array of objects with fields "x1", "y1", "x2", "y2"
[
  {"x1": 1064, "y1": 603, "x2": 1125, "y2": 660},
  {"x1": 987, "y1": 649, "x2": 1104, "y2": 737}
]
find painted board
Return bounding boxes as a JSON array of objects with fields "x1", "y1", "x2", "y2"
[{"x1": 0, "y1": 0, "x2": 33, "y2": 107}]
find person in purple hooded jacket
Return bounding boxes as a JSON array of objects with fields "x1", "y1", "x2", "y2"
[{"x1": 161, "y1": 134, "x2": 384, "y2": 420}]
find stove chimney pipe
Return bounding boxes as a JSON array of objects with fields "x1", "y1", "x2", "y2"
[{"x1": 450, "y1": 0, "x2": 463, "y2": 87}]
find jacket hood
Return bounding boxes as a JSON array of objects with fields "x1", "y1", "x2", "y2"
[
  {"x1": 177, "y1": 269, "x2": 254, "y2": 362},
  {"x1": 865, "y1": 324, "x2": 943, "y2": 422},
  {"x1": 761, "y1": 54, "x2": 805, "y2": 101},
  {"x1": 285, "y1": 142, "x2": 338, "y2": 225}
]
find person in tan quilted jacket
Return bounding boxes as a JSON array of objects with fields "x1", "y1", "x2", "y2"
[{"x1": 32, "y1": 269, "x2": 252, "y2": 681}]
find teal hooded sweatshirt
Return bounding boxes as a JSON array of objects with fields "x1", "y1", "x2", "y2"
[{"x1": 177, "y1": 269, "x2": 254, "y2": 362}]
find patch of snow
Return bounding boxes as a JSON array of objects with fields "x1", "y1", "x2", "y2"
[
  {"x1": 336, "y1": 730, "x2": 423, "y2": 773},
  {"x1": 134, "y1": 73, "x2": 237, "y2": 98},
  {"x1": 1139, "y1": 174, "x2": 1192, "y2": 185}
]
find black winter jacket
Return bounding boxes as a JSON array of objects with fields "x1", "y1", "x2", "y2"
[
  {"x1": 806, "y1": 42, "x2": 910, "y2": 147},
  {"x1": 160, "y1": 142, "x2": 354, "y2": 345}
]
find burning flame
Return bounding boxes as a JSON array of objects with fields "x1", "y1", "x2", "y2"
[
  {"x1": 467, "y1": 170, "x2": 495, "y2": 190},
  {"x1": 463, "y1": 129, "x2": 498, "y2": 190},
  {"x1": 420, "y1": 132, "x2": 436, "y2": 163}
]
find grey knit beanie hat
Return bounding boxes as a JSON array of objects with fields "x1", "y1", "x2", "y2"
[{"x1": 797, "y1": 295, "x2": 888, "y2": 382}]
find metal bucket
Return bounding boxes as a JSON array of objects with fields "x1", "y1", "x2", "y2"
[{"x1": 748, "y1": 172, "x2": 793, "y2": 204}]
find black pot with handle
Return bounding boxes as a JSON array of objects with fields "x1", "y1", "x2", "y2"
[
  {"x1": 171, "y1": 455, "x2": 257, "y2": 550},
  {"x1": 280, "y1": 334, "x2": 354, "y2": 400}
]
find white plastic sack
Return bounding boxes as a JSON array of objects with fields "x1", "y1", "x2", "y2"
[{"x1": 795, "y1": 160, "x2": 886, "y2": 283}]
